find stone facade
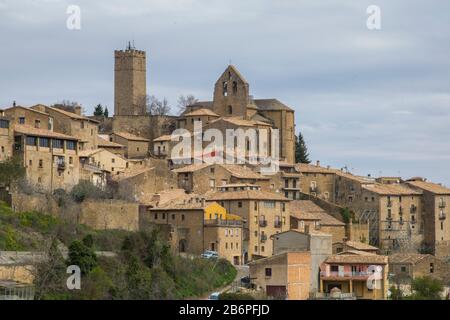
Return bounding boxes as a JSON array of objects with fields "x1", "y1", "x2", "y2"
[
  {"x1": 111, "y1": 132, "x2": 149, "y2": 159},
  {"x1": 0, "y1": 117, "x2": 12, "y2": 162},
  {"x1": 114, "y1": 47, "x2": 147, "y2": 116},
  {"x1": 207, "y1": 185, "x2": 290, "y2": 261}
]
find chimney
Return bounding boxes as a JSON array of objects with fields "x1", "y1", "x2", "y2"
[
  {"x1": 74, "y1": 106, "x2": 82, "y2": 115},
  {"x1": 316, "y1": 160, "x2": 320, "y2": 167}
]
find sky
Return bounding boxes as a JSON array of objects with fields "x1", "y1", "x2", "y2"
[{"x1": 1, "y1": 0, "x2": 449, "y2": 185}]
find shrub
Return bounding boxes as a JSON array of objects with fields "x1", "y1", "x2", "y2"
[{"x1": 68, "y1": 240, "x2": 98, "y2": 275}]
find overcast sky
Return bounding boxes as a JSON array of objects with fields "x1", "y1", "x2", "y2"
[{"x1": 1, "y1": 0, "x2": 449, "y2": 185}]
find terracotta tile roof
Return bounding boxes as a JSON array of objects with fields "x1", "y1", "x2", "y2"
[
  {"x1": 388, "y1": 253, "x2": 433, "y2": 265},
  {"x1": 253, "y1": 99, "x2": 293, "y2": 112},
  {"x1": 333, "y1": 170, "x2": 375, "y2": 184},
  {"x1": 78, "y1": 149, "x2": 102, "y2": 157},
  {"x1": 325, "y1": 254, "x2": 388, "y2": 264},
  {"x1": 210, "y1": 117, "x2": 271, "y2": 127},
  {"x1": 172, "y1": 163, "x2": 212, "y2": 173},
  {"x1": 184, "y1": 108, "x2": 219, "y2": 117},
  {"x1": 14, "y1": 125, "x2": 78, "y2": 140},
  {"x1": 151, "y1": 197, "x2": 214, "y2": 210},
  {"x1": 153, "y1": 134, "x2": 173, "y2": 142},
  {"x1": 362, "y1": 183, "x2": 421, "y2": 196},
  {"x1": 405, "y1": 180, "x2": 450, "y2": 195},
  {"x1": 97, "y1": 137, "x2": 124, "y2": 148},
  {"x1": 39, "y1": 105, "x2": 100, "y2": 123},
  {"x1": 5, "y1": 105, "x2": 50, "y2": 117},
  {"x1": 112, "y1": 167, "x2": 154, "y2": 181},
  {"x1": 295, "y1": 163, "x2": 335, "y2": 174},
  {"x1": 290, "y1": 200, "x2": 345, "y2": 226},
  {"x1": 221, "y1": 164, "x2": 268, "y2": 180},
  {"x1": 343, "y1": 241, "x2": 379, "y2": 251},
  {"x1": 207, "y1": 189, "x2": 289, "y2": 201},
  {"x1": 113, "y1": 131, "x2": 150, "y2": 142}
]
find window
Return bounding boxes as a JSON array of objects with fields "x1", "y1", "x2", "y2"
[
  {"x1": 210, "y1": 167, "x2": 215, "y2": 174},
  {"x1": 38, "y1": 159, "x2": 43, "y2": 168},
  {"x1": 52, "y1": 139, "x2": 63, "y2": 149},
  {"x1": 231, "y1": 243, "x2": 233, "y2": 249},
  {"x1": 401, "y1": 266, "x2": 406, "y2": 272},
  {"x1": 210, "y1": 179, "x2": 215, "y2": 188},
  {"x1": 66, "y1": 140, "x2": 76, "y2": 150},
  {"x1": 227, "y1": 105, "x2": 232, "y2": 114},
  {"x1": 232, "y1": 81, "x2": 237, "y2": 94},
  {"x1": 282, "y1": 203, "x2": 286, "y2": 212},
  {"x1": 1, "y1": 146, "x2": 4, "y2": 153},
  {"x1": 154, "y1": 213, "x2": 158, "y2": 220},
  {"x1": 19, "y1": 117, "x2": 25, "y2": 124},
  {"x1": 181, "y1": 214, "x2": 185, "y2": 221},
  {"x1": 80, "y1": 121, "x2": 85, "y2": 129},
  {"x1": 254, "y1": 245, "x2": 258, "y2": 252},
  {"x1": 0, "y1": 119, "x2": 9, "y2": 128},
  {"x1": 35, "y1": 119, "x2": 40, "y2": 128},
  {"x1": 264, "y1": 201, "x2": 275, "y2": 208},
  {"x1": 223, "y1": 81, "x2": 228, "y2": 96},
  {"x1": 137, "y1": 147, "x2": 140, "y2": 152},
  {"x1": 69, "y1": 157, "x2": 73, "y2": 164},
  {"x1": 430, "y1": 263, "x2": 434, "y2": 273},
  {"x1": 39, "y1": 137, "x2": 49, "y2": 148},
  {"x1": 254, "y1": 231, "x2": 258, "y2": 237},
  {"x1": 29, "y1": 160, "x2": 32, "y2": 166},
  {"x1": 238, "y1": 201, "x2": 242, "y2": 208},
  {"x1": 254, "y1": 202, "x2": 258, "y2": 210},
  {"x1": 225, "y1": 243, "x2": 228, "y2": 249},
  {"x1": 261, "y1": 246, "x2": 264, "y2": 252},
  {"x1": 265, "y1": 268, "x2": 272, "y2": 277},
  {"x1": 26, "y1": 136, "x2": 37, "y2": 146},
  {"x1": 112, "y1": 158, "x2": 115, "y2": 163},
  {"x1": 172, "y1": 214, "x2": 175, "y2": 220},
  {"x1": 331, "y1": 265, "x2": 339, "y2": 272}
]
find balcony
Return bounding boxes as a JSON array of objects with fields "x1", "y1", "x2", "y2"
[
  {"x1": 204, "y1": 219, "x2": 242, "y2": 226},
  {"x1": 309, "y1": 292, "x2": 356, "y2": 300},
  {"x1": 57, "y1": 162, "x2": 66, "y2": 171},
  {"x1": 439, "y1": 212, "x2": 446, "y2": 220},
  {"x1": 387, "y1": 200, "x2": 393, "y2": 207},
  {"x1": 439, "y1": 201, "x2": 446, "y2": 209},
  {"x1": 259, "y1": 220, "x2": 267, "y2": 227},
  {"x1": 260, "y1": 234, "x2": 268, "y2": 242},
  {"x1": 274, "y1": 221, "x2": 282, "y2": 228},
  {"x1": 320, "y1": 271, "x2": 372, "y2": 279}
]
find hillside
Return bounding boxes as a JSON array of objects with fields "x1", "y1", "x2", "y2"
[{"x1": 0, "y1": 202, "x2": 236, "y2": 299}]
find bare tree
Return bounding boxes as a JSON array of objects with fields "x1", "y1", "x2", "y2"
[
  {"x1": 177, "y1": 94, "x2": 198, "y2": 114},
  {"x1": 145, "y1": 95, "x2": 171, "y2": 116}
]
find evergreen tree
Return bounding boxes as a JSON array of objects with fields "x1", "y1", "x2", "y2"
[
  {"x1": 295, "y1": 132, "x2": 311, "y2": 163},
  {"x1": 104, "y1": 107, "x2": 109, "y2": 118},
  {"x1": 93, "y1": 104, "x2": 104, "y2": 116}
]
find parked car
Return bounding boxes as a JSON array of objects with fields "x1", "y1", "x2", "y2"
[
  {"x1": 201, "y1": 250, "x2": 219, "y2": 259},
  {"x1": 208, "y1": 292, "x2": 220, "y2": 300}
]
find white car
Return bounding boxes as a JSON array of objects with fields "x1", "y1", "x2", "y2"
[
  {"x1": 208, "y1": 292, "x2": 220, "y2": 300},
  {"x1": 201, "y1": 250, "x2": 219, "y2": 259}
]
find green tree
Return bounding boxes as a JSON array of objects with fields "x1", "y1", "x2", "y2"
[
  {"x1": 68, "y1": 240, "x2": 98, "y2": 275},
  {"x1": 295, "y1": 132, "x2": 310, "y2": 164},
  {"x1": 93, "y1": 104, "x2": 104, "y2": 116},
  {"x1": 410, "y1": 276, "x2": 443, "y2": 300},
  {"x1": 104, "y1": 107, "x2": 109, "y2": 117},
  {"x1": 0, "y1": 156, "x2": 25, "y2": 186},
  {"x1": 389, "y1": 285, "x2": 404, "y2": 300}
]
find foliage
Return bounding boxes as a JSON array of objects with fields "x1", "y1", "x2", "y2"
[
  {"x1": 220, "y1": 292, "x2": 255, "y2": 300},
  {"x1": 104, "y1": 107, "x2": 109, "y2": 118},
  {"x1": 389, "y1": 285, "x2": 404, "y2": 300},
  {"x1": 295, "y1": 132, "x2": 310, "y2": 164},
  {"x1": 177, "y1": 94, "x2": 198, "y2": 114},
  {"x1": 0, "y1": 156, "x2": 26, "y2": 186},
  {"x1": 68, "y1": 240, "x2": 98, "y2": 275},
  {"x1": 340, "y1": 207, "x2": 351, "y2": 224},
  {"x1": 409, "y1": 276, "x2": 443, "y2": 300},
  {"x1": 93, "y1": 104, "x2": 104, "y2": 116},
  {"x1": 69, "y1": 181, "x2": 111, "y2": 203}
]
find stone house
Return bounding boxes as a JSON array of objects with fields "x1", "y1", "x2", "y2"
[
  {"x1": 152, "y1": 134, "x2": 172, "y2": 158},
  {"x1": 3, "y1": 105, "x2": 54, "y2": 132},
  {"x1": 78, "y1": 148, "x2": 128, "y2": 175},
  {"x1": 97, "y1": 136, "x2": 125, "y2": 156},
  {"x1": 405, "y1": 179, "x2": 450, "y2": 259},
  {"x1": 31, "y1": 104, "x2": 100, "y2": 151},
  {"x1": 207, "y1": 184, "x2": 290, "y2": 261},
  {"x1": 13, "y1": 125, "x2": 80, "y2": 191},
  {"x1": 332, "y1": 240, "x2": 379, "y2": 254},
  {"x1": 144, "y1": 199, "x2": 243, "y2": 265},
  {"x1": 0, "y1": 116, "x2": 12, "y2": 162},
  {"x1": 289, "y1": 200, "x2": 346, "y2": 244},
  {"x1": 111, "y1": 131, "x2": 149, "y2": 159},
  {"x1": 295, "y1": 162, "x2": 337, "y2": 202},
  {"x1": 249, "y1": 251, "x2": 311, "y2": 300},
  {"x1": 388, "y1": 253, "x2": 449, "y2": 285}
]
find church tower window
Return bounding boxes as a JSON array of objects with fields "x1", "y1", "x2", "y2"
[
  {"x1": 223, "y1": 81, "x2": 228, "y2": 96},
  {"x1": 232, "y1": 81, "x2": 237, "y2": 94},
  {"x1": 228, "y1": 105, "x2": 233, "y2": 115}
]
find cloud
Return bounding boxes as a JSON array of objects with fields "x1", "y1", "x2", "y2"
[{"x1": 0, "y1": 0, "x2": 449, "y2": 184}]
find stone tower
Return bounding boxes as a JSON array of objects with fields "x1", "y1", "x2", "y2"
[
  {"x1": 212, "y1": 65, "x2": 250, "y2": 118},
  {"x1": 114, "y1": 44, "x2": 147, "y2": 116}
]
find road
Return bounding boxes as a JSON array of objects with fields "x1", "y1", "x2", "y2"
[{"x1": 199, "y1": 265, "x2": 249, "y2": 300}]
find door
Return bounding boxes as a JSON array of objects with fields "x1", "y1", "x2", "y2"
[{"x1": 266, "y1": 286, "x2": 287, "y2": 299}]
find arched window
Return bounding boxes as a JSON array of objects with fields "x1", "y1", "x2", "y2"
[
  {"x1": 223, "y1": 81, "x2": 228, "y2": 96},
  {"x1": 228, "y1": 105, "x2": 232, "y2": 114},
  {"x1": 232, "y1": 81, "x2": 237, "y2": 94}
]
